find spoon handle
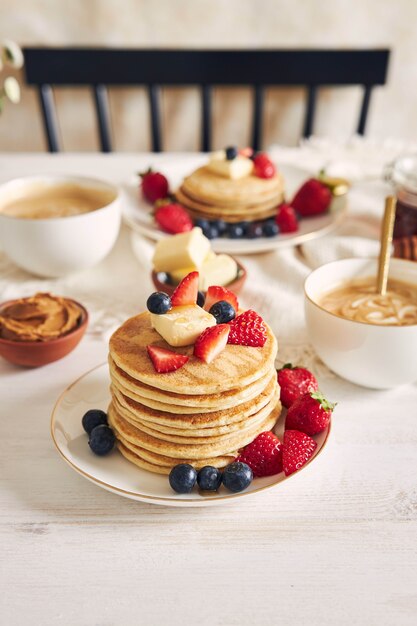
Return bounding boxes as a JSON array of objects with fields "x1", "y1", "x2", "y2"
[{"x1": 377, "y1": 196, "x2": 397, "y2": 295}]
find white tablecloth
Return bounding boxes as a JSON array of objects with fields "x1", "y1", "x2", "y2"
[{"x1": 1, "y1": 147, "x2": 416, "y2": 626}]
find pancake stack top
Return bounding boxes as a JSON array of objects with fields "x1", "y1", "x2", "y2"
[
  {"x1": 108, "y1": 273, "x2": 281, "y2": 475},
  {"x1": 176, "y1": 149, "x2": 284, "y2": 224}
]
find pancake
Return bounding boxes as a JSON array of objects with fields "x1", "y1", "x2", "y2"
[
  {"x1": 176, "y1": 187, "x2": 283, "y2": 217},
  {"x1": 109, "y1": 356, "x2": 274, "y2": 410},
  {"x1": 110, "y1": 373, "x2": 278, "y2": 430},
  {"x1": 182, "y1": 166, "x2": 284, "y2": 206},
  {"x1": 109, "y1": 311, "x2": 278, "y2": 395},
  {"x1": 180, "y1": 205, "x2": 279, "y2": 224},
  {"x1": 108, "y1": 397, "x2": 281, "y2": 460}
]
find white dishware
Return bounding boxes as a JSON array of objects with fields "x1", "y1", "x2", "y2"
[
  {"x1": 0, "y1": 175, "x2": 121, "y2": 277},
  {"x1": 122, "y1": 163, "x2": 347, "y2": 255},
  {"x1": 304, "y1": 257, "x2": 417, "y2": 389},
  {"x1": 51, "y1": 363, "x2": 331, "y2": 507}
]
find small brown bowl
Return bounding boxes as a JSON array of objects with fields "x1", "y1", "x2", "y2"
[
  {"x1": 0, "y1": 299, "x2": 88, "y2": 367},
  {"x1": 151, "y1": 258, "x2": 247, "y2": 296}
]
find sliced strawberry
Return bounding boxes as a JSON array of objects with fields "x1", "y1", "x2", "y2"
[
  {"x1": 239, "y1": 147, "x2": 254, "y2": 158},
  {"x1": 227, "y1": 310, "x2": 267, "y2": 347},
  {"x1": 194, "y1": 324, "x2": 230, "y2": 364},
  {"x1": 204, "y1": 285, "x2": 239, "y2": 313},
  {"x1": 154, "y1": 202, "x2": 193, "y2": 234},
  {"x1": 236, "y1": 431, "x2": 283, "y2": 477},
  {"x1": 147, "y1": 345, "x2": 189, "y2": 373},
  {"x1": 171, "y1": 271, "x2": 199, "y2": 307},
  {"x1": 282, "y1": 430, "x2": 317, "y2": 476}
]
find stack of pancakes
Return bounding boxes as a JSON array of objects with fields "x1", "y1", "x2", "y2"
[
  {"x1": 175, "y1": 166, "x2": 285, "y2": 223},
  {"x1": 108, "y1": 311, "x2": 281, "y2": 474}
]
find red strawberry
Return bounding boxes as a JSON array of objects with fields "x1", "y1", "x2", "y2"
[
  {"x1": 275, "y1": 203, "x2": 299, "y2": 233},
  {"x1": 147, "y1": 345, "x2": 189, "y2": 373},
  {"x1": 252, "y1": 152, "x2": 276, "y2": 179},
  {"x1": 291, "y1": 178, "x2": 332, "y2": 217},
  {"x1": 239, "y1": 147, "x2": 254, "y2": 158},
  {"x1": 282, "y1": 430, "x2": 317, "y2": 476},
  {"x1": 194, "y1": 324, "x2": 230, "y2": 363},
  {"x1": 140, "y1": 169, "x2": 169, "y2": 203},
  {"x1": 171, "y1": 271, "x2": 199, "y2": 307},
  {"x1": 228, "y1": 310, "x2": 267, "y2": 347},
  {"x1": 154, "y1": 203, "x2": 193, "y2": 234},
  {"x1": 277, "y1": 363, "x2": 319, "y2": 409},
  {"x1": 204, "y1": 285, "x2": 239, "y2": 313},
  {"x1": 236, "y1": 431, "x2": 283, "y2": 477},
  {"x1": 285, "y1": 391, "x2": 335, "y2": 436}
]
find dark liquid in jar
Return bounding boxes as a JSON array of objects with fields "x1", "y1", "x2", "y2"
[{"x1": 394, "y1": 192, "x2": 417, "y2": 238}]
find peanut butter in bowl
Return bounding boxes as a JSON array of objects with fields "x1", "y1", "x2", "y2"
[{"x1": 0, "y1": 293, "x2": 83, "y2": 342}]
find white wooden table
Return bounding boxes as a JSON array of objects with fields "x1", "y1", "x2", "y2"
[{"x1": 1, "y1": 152, "x2": 416, "y2": 626}]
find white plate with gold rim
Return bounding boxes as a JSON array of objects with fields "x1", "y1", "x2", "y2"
[
  {"x1": 121, "y1": 162, "x2": 347, "y2": 255},
  {"x1": 51, "y1": 363, "x2": 331, "y2": 507}
]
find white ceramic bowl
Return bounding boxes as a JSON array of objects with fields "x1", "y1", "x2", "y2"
[
  {"x1": 304, "y1": 257, "x2": 417, "y2": 389},
  {"x1": 0, "y1": 175, "x2": 121, "y2": 277}
]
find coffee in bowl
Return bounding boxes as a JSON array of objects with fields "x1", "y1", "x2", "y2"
[
  {"x1": 0, "y1": 181, "x2": 116, "y2": 219},
  {"x1": 318, "y1": 276, "x2": 417, "y2": 326}
]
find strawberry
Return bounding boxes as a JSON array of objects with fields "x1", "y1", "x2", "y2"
[
  {"x1": 239, "y1": 147, "x2": 254, "y2": 158},
  {"x1": 147, "y1": 345, "x2": 189, "y2": 373},
  {"x1": 204, "y1": 285, "x2": 238, "y2": 313},
  {"x1": 227, "y1": 310, "x2": 267, "y2": 347},
  {"x1": 140, "y1": 169, "x2": 169, "y2": 203},
  {"x1": 236, "y1": 431, "x2": 283, "y2": 477},
  {"x1": 282, "y1": 430, "x2": 317, "y2": 476},
  {"x1": 252, "y1": 152, "x2": 276, "y2": 179},
  {"x1": 291, "y1": 178, "x2": 332, "y2": 217},
  {"x1": 285, "y1": 391, "x2": 335, "y2": 436},
  {"x1": 171, "y1": 271, "x2": 199, "y2": 307},
  {"x1": 154, "y1": 203, "x2": 193, "y2": 234},
  {"x1": 194, "y1": 324, "x2": 230, "y2": 363},
  {"x1": 275, "y1": 203, "x2": 299, "y2": 233},
  {"x1": 277, "y1": 363, "x2": 319, "y2": 409}
]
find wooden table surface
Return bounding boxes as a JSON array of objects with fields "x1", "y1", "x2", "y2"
[{"x1": 1, "y1": 153, "x2": 416, "y2": 626}]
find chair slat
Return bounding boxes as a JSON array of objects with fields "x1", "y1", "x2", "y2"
[
  {"x1": 251, "y1": 86, "x2": 264, "y2": 152},
  {"x1": 38, "y1": 84, "x2": 60, "y2": 152},
  {"x1": 93, "y1": 85, "x2": 112, "y2": 152},
  {"x1": 357, "y1": 85, "x2": 372, "y2": 135},
  {"x1": 148, "y1": 85, "x2": 161, "y2": 152},
  {"x1": 303, "y1": 86, "x2": 317, "y2": 138},
  {"x1": 201, "y1": 85, "x2": 212, "y2": 152}
]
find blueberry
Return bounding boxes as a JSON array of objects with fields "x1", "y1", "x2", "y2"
[
  {"x1": 203, "y1": 225, "x2": 220, "y2": 240},
  {"x1": 156, "y1": 271, "x2": 172, "y2": 285},
  {"x1": 195, "y1": 218, "x2": 210, "y2": 231},
  {"x1": 209, "y1": 300, "x2": 236, "y2": 324},
  {"x1": 197, "y1": 290, "x2": 206, "y2": 308},
  {"x1": 262, "y1": 220, "x2": 279, "y2": 237},
  {"x1": 197, "y1": 466, "x2": 222, "y2": 491},
  {"x1": 212, "y1": 219, "x2": 227, "y2": 235},
  {"x1": 225, "y1": 146, "x2": 238, "y2": 160},
  {"x1": 228, "y1": 223, "x2": 245, "y2": 239},
  {"x1": 88, "y1": 425, "x2": 115, "y2": 456},
  {"x1": 222, "y1": 462, "x2": 253, "y2": 493},
  {"x1": 169, "y1": 464, "x2": 197, "y2": 494},
  {"x1": 147, "y1": 291, "x2": 172, "y2": 314},
  {"x1": 246, "y1": 222, "x2": 264, "y2": 239},
  {"x1": 82, "y1": 409, "x2": 107, "y2": 434}
]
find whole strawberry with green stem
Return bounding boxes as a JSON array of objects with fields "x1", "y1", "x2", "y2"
[
  {"x1": 140, "y1": 168, "x2": 169, "y2": 203},
  {"x1": 277, "y1": 363, "x2": 319, "y2": 408},
  {"x1": 285, "y1": 390, "x2": 335, "y2": 436},
  {"x1": 291, "y1": 178, "x2": 332, "y2": 217}
]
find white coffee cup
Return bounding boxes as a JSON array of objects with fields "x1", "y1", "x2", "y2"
[
  {"x1": 0, "y1": 175, "x2": 121, "y2": 277},
  {"x1": 304, "y1": 257, "x2": 417, "y2": 389}
]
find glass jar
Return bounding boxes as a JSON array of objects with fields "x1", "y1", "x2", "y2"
[{"x1": 385, "y1": 153, "x2": 417, "y2": 238}]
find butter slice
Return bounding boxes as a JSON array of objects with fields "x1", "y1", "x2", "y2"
[
  {"x1": 153, "y1": 227, "x2": 211, "y2": 272},
  {"x1": 169, "y1": 250, "x2": 217, "y2": 285},
  {"x1": 150, "y1": 305, "x2": 216, "y2": 347},
  {"x1": 200, "y1": 254, "x2": 238, "y2": 291},
  {"x1": 208, "y1": 153, "x2": 253, "y2": 180}
]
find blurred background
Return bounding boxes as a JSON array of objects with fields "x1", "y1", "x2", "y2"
[{"x1": 0, "y1": 0, "x2": 416, "y2": 152}]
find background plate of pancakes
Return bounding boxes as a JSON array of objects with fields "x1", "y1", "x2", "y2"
[
  {"x1": 121, "y1": 159, "x2": 347, "y2": 255},
  {"x1": 51, "y1": 363, "x2": 331, "y2": 507}
]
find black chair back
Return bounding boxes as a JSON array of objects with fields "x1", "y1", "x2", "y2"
[{"x1": 23, "y1": 48, "x2": 390, "y2": 153}]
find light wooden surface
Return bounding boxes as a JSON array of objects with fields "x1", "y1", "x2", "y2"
[{"x1": 1, "y1": 153, "x2": 416, "y2": 626}]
